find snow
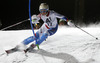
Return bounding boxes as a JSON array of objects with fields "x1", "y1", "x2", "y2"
[{"x1": 0, "y1": 26, "x2": 100, "y2": 63}]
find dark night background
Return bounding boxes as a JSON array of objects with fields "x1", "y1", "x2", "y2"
[{"x1": 0, "y1": 0, "x2": 100, "y2": 30}]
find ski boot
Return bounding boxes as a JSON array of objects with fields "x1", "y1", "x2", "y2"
[
  {"x1": 24, "y1": 44, "x2": 36, "y2": 53},
  {"x1": 5, "y1": 46, "x2": 19, "y2": 55}
]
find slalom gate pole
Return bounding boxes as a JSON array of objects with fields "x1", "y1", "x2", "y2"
[
  {"x1": 75, "y1": 25, "x2": 98, "y2": 40},
  {"x1": 1, "y1": 19, "x2": 28, "y2": 31},
  {"x1": 29, "y1": 0, "x2": 39, "y2": 48},
  {"x1": 29, "y1": 1, "x2": 47, "y2": 63},
  {"x1": 29, "y1": 0, "x2": 35, "y2": 36}
]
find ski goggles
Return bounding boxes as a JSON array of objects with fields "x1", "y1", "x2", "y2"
[{"x1": 39, "y1": 9, "x2": 48, "y2": 13}]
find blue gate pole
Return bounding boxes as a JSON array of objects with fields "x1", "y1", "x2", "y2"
[
  {"x1": 29, "y1": 0, "x2": 39, "y2": 49},
  {"x1": 29, "y1": 0, "x2": 35, "y2": 35}
]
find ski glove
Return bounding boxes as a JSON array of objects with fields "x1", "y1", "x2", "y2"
[
  {"x1": 32, "y1": 15, "x2": 39, "y2": 24},
  {"x1": 67, "y1": 20, "x2": 75, "y2": 27}
]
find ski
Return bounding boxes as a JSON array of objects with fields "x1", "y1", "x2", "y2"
[
  {"x1": 5, "y1": 47, "x2": 19, "y2": 55},
  {"x1": 4, "y1": 49, "x2": 28, "y2": 57},
  {"x1": 5, "y1": 44, "x2": 36, "y2": 55},
  {"x1": 0, "y1": 53, "x2": 6, "y2": 57}
]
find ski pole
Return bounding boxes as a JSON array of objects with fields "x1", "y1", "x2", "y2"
[
  {"x1": 75, "y1": 25, "x2": 98, "y2": 40},
  {"x1": 1, "y1": 19, "x2": 28, "y2": 31}
]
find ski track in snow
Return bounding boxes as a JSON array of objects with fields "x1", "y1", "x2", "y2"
[{"x1": 0, "y1": 26, "x2": 100, "y2": 63}]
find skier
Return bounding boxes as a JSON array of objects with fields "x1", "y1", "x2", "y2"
[{"x1": 5, "y1": 3, "x2": 75, "y2": 54}]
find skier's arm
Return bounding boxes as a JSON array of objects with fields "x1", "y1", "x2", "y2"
[
  {"x1": 59, "y1": 19, "x2": 75, "y2": 27},
  {"x1": 53, "y1": 11, "x2": 75, "y2": 27},
  {"x1": 53, "y1": 11, "x2": 68, "y2": 22},
  {"x1": 54, "y1": 11, "x2": 75, "y2": 27}
]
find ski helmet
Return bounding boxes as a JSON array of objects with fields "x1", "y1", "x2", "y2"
[{"x1": 39, "y1": 3, "x2": 49, "y2": 11}]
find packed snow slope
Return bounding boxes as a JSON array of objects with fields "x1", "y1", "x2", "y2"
[{"x1": 0, "y1": 26, "x2": 100, "y2": 63}]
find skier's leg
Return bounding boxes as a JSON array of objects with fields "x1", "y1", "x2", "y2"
[
  {"x1": 22, "y1": 31, "x2": 39, "y2": 45},
  {"x1": 35, "y1": 24, "x2": 58, "y2": 47},
  {"x1": 22, "y1": 36, "x2": 35, "y2": 45},
  {"x1": 10, "y1": 36, "x2": 35, "y2": 52},
  {"x1": 5, "y1": 32, "x2": 40, "y2": 54},
  {"x1": 20, "y1": 31, "x2": 39, "y2": 50},
  {"x1": 23, "y1": 31, "x2": 40, "y2": 52},
  {"x1": 36, "y1": 32, "x2": 48, "y2": 45},
  {"x1": 25, "y1": 32, "x2": 48, "y2": 52}
]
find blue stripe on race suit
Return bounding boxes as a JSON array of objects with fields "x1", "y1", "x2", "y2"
[
  {"x1": 22, "y1": 36, "x2": 34, "y2": 45},
  {"x1": 48, "y1": 24, "x2": 58, "y2": 36},
  {"x1": 22, "y1": 32, "x2": 39, "y2": 45},
  {"x1": 36, "y1": 33, "x2": 48, "y2": 45}
]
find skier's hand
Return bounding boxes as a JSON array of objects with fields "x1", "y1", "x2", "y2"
[
  {"x1": 32, "y1": 19, "x2": 39, "y2": 24},
  {"x1": 32, "y1": 19, "x2": 38, "y2": 22},
  {"x1": 32, "y1": 15, "x2": 39, "y2": 24},
  {"x1": 67, "y1": 20, "x2": 75, "y2": 27}
]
